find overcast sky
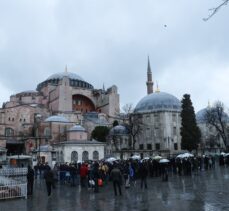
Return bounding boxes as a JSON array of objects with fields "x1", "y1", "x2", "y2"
[{"x1": 0, "y1": 0, "x2": 229, "y2": 113}]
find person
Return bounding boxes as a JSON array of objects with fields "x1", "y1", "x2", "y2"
[
  {"x1": 27, "y1": 165, "x2": 34, "y2": 196},
  {"x1": 80, "y1": 163, "x2": 88, "y2": 187},
  {"x1": 92, "y1": 162, "x2": 100, "y2": 193},
  {"x1": 139, "y1": 162, "x2": 148, "y2": 189},
  {"x1": 110, "y1": 164, "x2": 122, "y2": 196},
  {"x1": 44, "y1": 166, "x2": 54, "y2": 196}
]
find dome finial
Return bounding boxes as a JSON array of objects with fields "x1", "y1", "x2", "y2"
[
  {"x1": 65, "y1": 65, "x2": 68, "y2": 73},
  {"x1": 155, "y1": 81, "x2": 160, "y2": 93},
  {"x1": 208, "y1": 100, "x2": 211, "y2": 108}
]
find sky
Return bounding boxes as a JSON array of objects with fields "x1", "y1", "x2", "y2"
[{"x1": 0, "y1": 0, "x2": 229, "y2": 113}]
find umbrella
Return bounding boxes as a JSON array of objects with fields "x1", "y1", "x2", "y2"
[
  {"x1": 106, "y1": 157, "x2": 117, "y2": 162},
  {"x1": 159, "y1": 159, "x2": 170, "y2": 163},
  {"x1": 142, "y1": 157, "x2": 150, "y2": 160},
  {"x1": 153, "y1": 155, "x2": 162, "y2": 160},
  {"x1": 176, "y1": 153, "x2": 194, "y2": 159},
  {"x1": 131, "y1": 155, "x2": 141, "y2": 160}
]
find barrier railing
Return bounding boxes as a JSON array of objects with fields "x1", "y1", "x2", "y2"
[{"x1": 0, "y1": 168, "x2": 28, "y2": 200}]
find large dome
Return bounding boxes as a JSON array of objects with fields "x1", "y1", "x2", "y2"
[
  {"x1": 196, "y1": 107, "x2": 229, "y2": 124},
  {"x1": 47, "y1": 72, "x2": 84, "y2": 81},
  {"x1": 37, "y1": 71, "x2": 93, "y2": 91},
  {"x1": 196, "y1": 108, "x2": 208, "y2": 123},
  {"x1": 134, "y1": 92, "x2": 181, "y2": 113}
]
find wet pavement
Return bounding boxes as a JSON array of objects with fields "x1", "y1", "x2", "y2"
[{"x1": 1, "y1": 166, "x2": 229, "y2": 211}]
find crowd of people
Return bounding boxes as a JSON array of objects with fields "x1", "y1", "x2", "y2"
[{"x1": 27, "y1": 154, "x2": 227, "y2": 197}]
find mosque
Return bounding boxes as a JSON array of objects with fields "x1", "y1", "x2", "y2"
[
  {"x1": 1, "y1": 58, "x2": 211, "y2": 164},
  {"x1": 108, "y1": 58, "x2": 182, "y2": 159},
  {"x1": 0, "y1": 67, "x2": 119, "y2": 165}
]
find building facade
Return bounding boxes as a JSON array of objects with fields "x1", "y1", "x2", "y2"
[{"x1": 0, "y1": 69, "x2": 119, "y2": 161}]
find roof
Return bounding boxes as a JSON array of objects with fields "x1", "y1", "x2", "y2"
[
  {"x1": 34, "y1": 145, "x2": 54, "y2": 152},
  {"x1": 134, "y1": 91, "x2": 181, "y2": 113},
  {"x1": 68, "y1": 125, "x2": 86, "y2": 132},
  {"x1": 54, "y1": 139, "x2": 106, "y2": 145},
  {"x1": 110, "y1": 125, "x2": 129, "y2": 135},
  {"x1": 45, "y1": 115, "x2": 70, "y2": 123},
  {"x1": 196, "y1": 107, "x2": 229, "y2": 124},
  {"x1": 47, "y1": 72, "x2": 84, "y2": 81}
]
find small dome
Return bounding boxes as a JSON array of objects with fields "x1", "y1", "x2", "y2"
[
  {"x1": 45, "y1": 115, "x2": 70, "y2": 123},
  {"x1": 68, "y1": 125, "x2": 86, "y2": 132},
  {"x1": 110, "y1": 125, "x2": 129, "y2": 135},
  {"x1": 47, "y1": 72, "x2": 84, "y2": 81},
  {"x1": 134, "y1": 92, "x2": 181, "y2": 113}
]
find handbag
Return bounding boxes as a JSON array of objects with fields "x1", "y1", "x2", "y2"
[
  {"x1": 98, "y1": 178, "x2": 103, "y2": 186},
  {"x1": 89, "y1": 179, "x2": 95, "y2": 186}
]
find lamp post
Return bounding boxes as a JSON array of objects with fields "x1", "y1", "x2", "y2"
[{"x1": 34, "y1": 113, "x2": 42, "y2": 163}]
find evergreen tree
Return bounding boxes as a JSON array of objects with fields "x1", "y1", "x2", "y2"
[
  {"x1": 91, "y1": 126, "x2": 109, "y2": 142},
  {"x1": 112, "y1": 120, "x2": 119, "y2": 127},
  {"x1": 180, "y1": 94, "x2": 201, "y2": 152}
]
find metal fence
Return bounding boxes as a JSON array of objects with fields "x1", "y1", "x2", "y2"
[{"x1": 0, "y1": 168, "x2": 28, "y2": 200}]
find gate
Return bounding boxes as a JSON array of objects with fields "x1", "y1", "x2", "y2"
[{"x1": 0, "y1": 168, "x2": 28, "y2": 200}]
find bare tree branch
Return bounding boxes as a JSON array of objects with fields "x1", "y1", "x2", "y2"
[{"x1": 203, "y1": 0, "x2": 229, "y2": 21}]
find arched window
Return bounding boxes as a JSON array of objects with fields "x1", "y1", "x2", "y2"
[
  {"x1": 82, "y1": 151, "x2": 89, "y2": 161},
  {"x1": 93, "y1": 151, "x2": 99, "y2": 160},
  {"x1": 44, "y1": 127, "x2": 51, "y2": 137},
  {"x1": 5, "y1": 128, "x2": 14, "y2": 137},
  {"x1": 71, "y1": 151, "x2": 78, "y2": 163}
]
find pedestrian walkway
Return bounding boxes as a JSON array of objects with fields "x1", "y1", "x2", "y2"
[{"x1": 1, "y1": 166, "x2": 229, "y2": 211}]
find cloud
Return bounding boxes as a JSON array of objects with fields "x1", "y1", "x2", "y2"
[{"x1": 0, "y1": 0, "x2": 229, "y2": 112}]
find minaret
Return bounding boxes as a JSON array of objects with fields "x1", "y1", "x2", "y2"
[{"x1": 146, "y1": 56, "x2": 154, "y2": 94}]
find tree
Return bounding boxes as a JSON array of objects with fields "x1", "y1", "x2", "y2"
[
  {"x1": 180, "y1": 94, "x2": 201, "y2": 152},
  {"x1": 122, "y1": 103, "x2": 134, "y2": 115},
  {"x1": 112, "y1": 120, "x2": 119, "y2": 127},
  {"x1": 126, "y1": 113, "x2": 144, "y2": 150},
  {"x1": 204, "y1": 0, "x2": 229, "y2": 21},
  {"x1": 121, "y1": 103, "x2": 143, "y2": 149},
  {"x1": 91, "y1": 126, "x2": 109, "y2": 142},
  {"x1": 204, "y1": 101, "x2": 228, "y2": 149}
]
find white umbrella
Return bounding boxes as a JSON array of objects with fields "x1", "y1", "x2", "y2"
[
  {"x1": 159, "y1": 159, "x2": 170, "y2": 163},
  {"x1": 106, "y1": 157, "x2": 117, "y2": 162},
  {"x1": 131, "y1": 155, "x2": 141, "y2": 160},
  {"x1": 142, "y1": 157, "x2": 150, "y2": 160},
  {"x1": 176, "y1": 153, "x2": 194, "y2": 159},
  {"x1": 153, "y1": 155, "x2": 162, "y2": 160}
]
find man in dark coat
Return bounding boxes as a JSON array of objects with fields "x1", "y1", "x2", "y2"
[
  {"x1": 110, "y1": 164, "x2": 122, "y2": 196},
  {"x1": 139, "y1": 162, "x2": 148, "y2": 189},
  {"x1": 27, "y1": 165, "x2": 34, "y2": 196},
  {"x1": 92, "y1": 162, "x2": 100, "y2": 193},
  {"x1": 44, "y1": 166, "x2": 54, "y2": 196}
]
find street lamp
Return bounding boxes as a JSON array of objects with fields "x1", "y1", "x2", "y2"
[{"x1": 34, "y1": 113, "x2": 42, "y2": 163}]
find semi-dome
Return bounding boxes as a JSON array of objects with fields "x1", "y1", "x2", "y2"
[
  {"x1": 134, "y1": 92, "x2": 181, "y2": 113},
  {"x1": 110, "y1": 125, "x2": 129, "y2": 135},
  {"x1": 68, "y1": 124, "x2": 86, "y2": 132},
  {"x1": 45, "y1": 115, "x2": 70, "y2": 123}
]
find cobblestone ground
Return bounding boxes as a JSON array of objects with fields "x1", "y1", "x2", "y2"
[{"x1": 1, "y1": 166, "x2": 229, "y2": 211}]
